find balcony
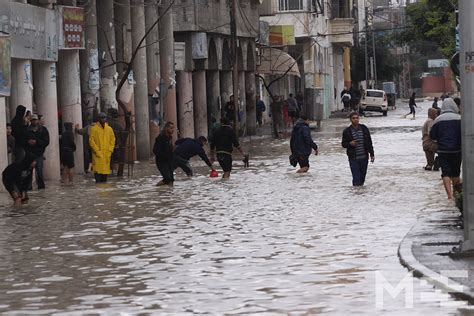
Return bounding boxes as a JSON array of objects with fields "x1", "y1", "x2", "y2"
[
  {"x1": 328, "y1": 1, "x2": 354, "y2": 46},
  {"x1": 258, "y1": 0, "x2": 277, "y2": 16},
  {"x1": 328, "y1": 18, "x2": 354, "y2": 46}
]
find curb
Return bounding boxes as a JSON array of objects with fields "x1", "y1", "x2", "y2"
[{"x1": 398, "y1": 214, "x2": 474, "y2": 303}]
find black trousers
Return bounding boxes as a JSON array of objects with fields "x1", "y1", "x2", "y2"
[
  {"x1": 173, "y1": 155, "x2": 193, "y2": 176},
  {"x1": 35, "y1": 156, "x2": 45, "y2": 189},
  {"x1": 94, "y1": 173, "x2": 108, "y2": 183},
  {"x1": 156, "y1": 160, "x2": 174, "y2": 184}
]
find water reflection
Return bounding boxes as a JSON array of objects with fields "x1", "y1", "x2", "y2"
[{"x1": 0, "y1": 103, "x2": 469, "y2": 314}]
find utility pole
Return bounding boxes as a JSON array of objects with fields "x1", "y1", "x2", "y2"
[
  {"x1": 365, "y1": 0, "x2": 375, "y2": 88},
  {"x1": 365, "y1": 5, "x2": 369, "y2": 88},
  {"x1": 159, "y1": 0, "x2": 178, "y2": 140},
  {"x1": 460, "y1": 0, "x2": 474, "y2": 251},
  {"x1": 230, "y1": 0, "x2": 239, "y2": 134},
  {"x1": 372, "y1": 28, "x2": 377, "y2": 88}
]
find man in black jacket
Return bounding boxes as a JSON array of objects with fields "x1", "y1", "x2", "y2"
[
  {"x1": 210, "y1": 117, "x2": 246, "y2": 179},
  {"x1": 153, "y1": 122, "x2": 175, "y2": 186},
  {"x1": 290, "y1": 116, "x2": 318, "y2": 173},
  {"x1": 174, "y1": 136, "x2": 214, "y2": 176},
  {"x1": 26, "y1": 114, "x2": 50, "y2": 189},
  {"x1": 341, "y1": 112, "x2": 375, "y2": 186}
]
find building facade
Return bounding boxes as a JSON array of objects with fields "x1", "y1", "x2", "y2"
[
  {"x1": 0, "y1": 0, "x2": 262, "y2": 182},
  {"x1": 260, "y1": 0, "x2": 354, "y2": 119}
]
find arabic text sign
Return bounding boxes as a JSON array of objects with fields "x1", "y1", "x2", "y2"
[
  {"x1": 58, "y1": 6, "x2": 84, "y2": 49},
  {"x1": 6, "y1": 3, "x2": 58, "y2": 61},
  {"x1": 0, "y1": 36, "x2": 11, "y2": 97}
]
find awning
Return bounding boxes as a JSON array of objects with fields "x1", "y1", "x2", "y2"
[{"x1": 257, "y1": 47, "x2": 301, "y2": 78}]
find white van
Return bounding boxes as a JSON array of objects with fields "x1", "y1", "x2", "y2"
[{"x1": 360, "y1": 89, "x2": 389, "y2": 116}]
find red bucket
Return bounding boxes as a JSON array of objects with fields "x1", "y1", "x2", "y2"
[{"x1": 210, "y1": 169, "x2": 219, "y2": 178}]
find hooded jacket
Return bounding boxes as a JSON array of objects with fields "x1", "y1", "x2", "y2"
[
  {"x1": 2, "y1": 152, "x2": 36, "y2": 193},
  {"x1": 290, "y1": 120, "x2": 318, "y2": 156},
  {"x1": 430, "y1": 98, "x2": 461, "y2": 153},
  {"x1": 89, "y1": 122, "x2": 116, "y2": 174},
  {"x1": 422, "y1": 108, "x2": 438, "y2": 145},
  {"x1": 10, "y1": 105, "x2": 27, "y2": 149}
]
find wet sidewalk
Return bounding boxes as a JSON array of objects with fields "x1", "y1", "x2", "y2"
[{"x1": 398, "y1": 206, "x2": 474, "y2": 303}]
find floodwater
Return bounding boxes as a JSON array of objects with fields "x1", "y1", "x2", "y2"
[{"x1": 0, "y1": 101, "x2": 470, "y2": 315}]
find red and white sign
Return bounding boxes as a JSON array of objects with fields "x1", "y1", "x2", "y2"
[{"x1": 58, "y1": 6, "x2": 84, "y2": 49}]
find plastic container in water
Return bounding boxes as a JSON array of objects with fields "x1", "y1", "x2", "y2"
[{"x1": 210, "y1": 170, "x2": 219, "y2": 178}]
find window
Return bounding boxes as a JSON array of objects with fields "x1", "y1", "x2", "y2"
[
  {"x1": 366, "y1": 90, "x2": 384, "y2": 98},
  {"x1": 279, "y1": 0, "x2": 304, "y2": 11}
]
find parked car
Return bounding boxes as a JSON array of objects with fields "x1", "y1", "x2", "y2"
[{"x1": 360, "y1": 89, "x2": 388, "y2": 116}]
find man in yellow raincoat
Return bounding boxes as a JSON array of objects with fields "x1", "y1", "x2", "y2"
[{"x1": 89, "y1": 112, "x2": 115, "y2": 183}]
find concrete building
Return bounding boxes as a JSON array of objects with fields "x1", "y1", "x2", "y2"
[
  {"x1": 0, "y1": 0, "x2": 263, "y2": 183},
  {"x1": 260, "y1": 0, "x2": 354, "y2": 120},
  {"x1": 173, "y1": 0, "x2": 261, "y2": 136},
  {"x1": 0, "y1": 0, "x2": 85, "y2": 181}
]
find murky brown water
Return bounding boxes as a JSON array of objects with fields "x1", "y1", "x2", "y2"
[{"x1": 0, "y1": 102, "x2": 470, "y2": 314}]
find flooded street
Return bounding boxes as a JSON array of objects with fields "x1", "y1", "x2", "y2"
[{"x1": 0, "y1": 102, "x2": 469, "y2": 314}]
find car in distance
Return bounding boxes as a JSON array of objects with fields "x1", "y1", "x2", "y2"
[{"x1": 360, "y1": 89, "x2": 388, "y2": 116}]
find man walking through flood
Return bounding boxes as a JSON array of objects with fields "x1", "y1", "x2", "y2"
[
  {"x1": 210, "y1": 117, "x2": 246, "y2": 179},
  {"x1": 153, "y1": 122, "x2": 175, "y2": 186},
  {"x1": 341, "y1": 112, "x2": 375, "y2": 186},
  {"x1": 89, "y1": 112, "x2": 115, "y2": 183},
  {"x1": 430, "y1": 98, "x2": 462, "y2": 200},
  {"x1": 289, "y1": 115, "x2": 318, "y2": 173}
]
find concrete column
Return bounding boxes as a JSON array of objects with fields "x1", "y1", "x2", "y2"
[
  {"x1": 193, "y1": 70, "x2": 208, "y2": 138},
  {"x1": 206, "y1": 71, "x2": 221, "y2": 122},
  {"x1": 145, "y1": 0, "x2": 161, "y2": 148},
  {"x1": 10, "y1": 59, "x2": 33, "y2": 115},
  {"x1": 238, "y1": 71, "x2": 246, "y2": 133},
  {"x1": 219, "y1": 71, "x2": 233, "y2": 117},
  {"x1": 80, "y1": 0, "x2": 100, "y2": 121},
  {"x1": 343, "y1": 47, "x2": 351, "y2": 88},
  {"x1": 245, "y1": 71, "x2": 256, "y2": 135},
  {"x1": 33, "y1": 61, "x2": 60, "y2": 181},
  {"x1": 0, "y1": 98, "x2": 7, "y2": 174},
  {"x1": 57, "y1": 50, "x2": 84, "y2": 175},
  {"x1": 96, "y1": 0, "x2": 118, "y2": 110},
  {"x1": 159, "y1": 0, "x2": 178, "y2": 140},
  {"x1": 177, "y1": 71, "x2": 194, "y2": 138},
  {"x1": 460, "y1": 0, "x2": 474, "y2": 251},
  {"x1": 114, "y1": 0, "x2": 137, "y2": 162},
  {"x1": 131, "y1": 0, "x2": 150, "y2": 159}
]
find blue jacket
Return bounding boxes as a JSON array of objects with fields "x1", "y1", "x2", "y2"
[
  {"x1": 430, "y1": 98, "x2": 461, "y2": 153},
  {"x1": 290, "y1": 120, "x2": 318, "y2": 156},
  {"x1": 174, "y1": 138, "x2": 212, "y2": 167}
]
